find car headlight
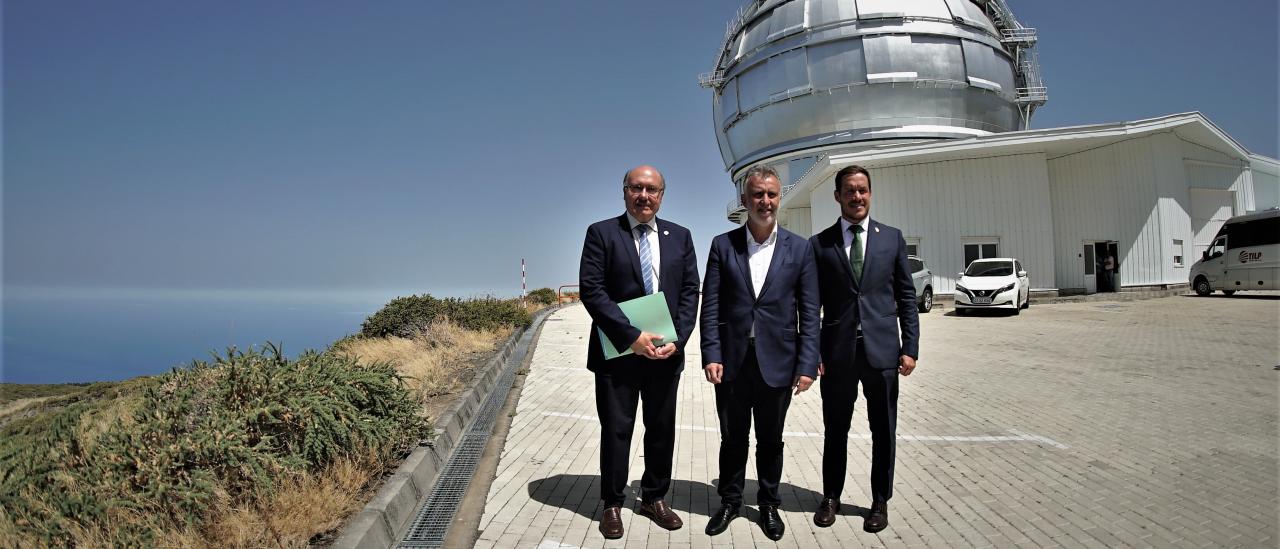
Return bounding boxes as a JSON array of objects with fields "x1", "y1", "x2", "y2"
[
  {"x1": 955, "y1": 284, "x2": 972, "y2": 297},
  {"x1": 996, "y1": 282, "x2": 1016, "y2": 294}
]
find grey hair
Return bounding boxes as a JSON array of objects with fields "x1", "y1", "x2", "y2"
[{"x1": 744, "y1": 164, "x2": 780, "y2": 185}]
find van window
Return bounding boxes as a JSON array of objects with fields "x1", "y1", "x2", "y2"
[
  {"x1": 1208, "y1": 236, "x2": 1226, "y2": 258},
  {"x1": 1226, "y1": 217, "x2": 1280, "y2": 249}
]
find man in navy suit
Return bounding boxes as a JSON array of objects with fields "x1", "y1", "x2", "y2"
[
  {"x1": 810, "y1": 165, "x2": 919, "y2": 534},
  {"x1": 699, "y1": 165, "x2": 819, "y2": 540},
  {"x1": 579, "y1": 165, "x2": 700, "y2": 539}
]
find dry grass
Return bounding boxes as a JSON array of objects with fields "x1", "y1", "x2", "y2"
[
  {"x1": 24, "y1": 453, "x2": 384, "y2": 549},
  {"x1": 336, "y1": 319, "x2": 510, "y2": 399},
  {"x1": 160, "y1": 453, "x2": 380, "y2": 548},
  {"x1": 0, "y1": 396, "x2": 55, "y2": 421}
]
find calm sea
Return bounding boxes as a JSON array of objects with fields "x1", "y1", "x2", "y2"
[{"x1": 1, "y1": 287, "x2": 493, "y2": 384}]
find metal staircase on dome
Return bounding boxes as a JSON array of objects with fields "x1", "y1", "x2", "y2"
[{"x1": 983, "y1": 0, "x2": 1047, "y2": 126}]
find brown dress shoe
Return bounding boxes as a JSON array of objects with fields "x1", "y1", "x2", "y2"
[
  {"x1": 638, "y1": 499, "x2": 683, "y2": 530},
  {"x1": 864, "y1": 501, "x2": 889, "y2": 533},
  {"x1": 814, "y1": 497, "x2": 840, "y2": 527},
  {"x1": 599, "y1": 506, "x2": 624, "y2": 539}
]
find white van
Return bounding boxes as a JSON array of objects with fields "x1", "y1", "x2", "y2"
[{"x1": 1190, "y1": 208, "x2": 1280, "y2": 296}]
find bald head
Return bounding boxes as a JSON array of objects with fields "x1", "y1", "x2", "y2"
[{"x1": 622, "y1": 165, "x2": 666, "y2": 223}]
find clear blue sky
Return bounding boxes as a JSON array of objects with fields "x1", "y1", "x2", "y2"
[{"x1": 5, "y1": 0, "x2": 1277, "y2": 298}]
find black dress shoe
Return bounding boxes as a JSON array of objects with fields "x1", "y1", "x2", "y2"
[
  {"x1": 704, "y1": 503, "x2": 739, "y2": 536},
  {"x1": 599, "y1": 505, "x2": 624, "y2": 539},
  {"x1": 814, "y1": 497, "x2": 840, "y2": 527},
  {"x1": 864, "y1": 501, "x2": 889, "y2": 533},
  {"x1": 758, "y1": 504, "x2": 785, "y2": 541}
]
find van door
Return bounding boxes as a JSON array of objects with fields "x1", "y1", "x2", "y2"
[{"x1": 1203, "y1": 235, "x2": 1228, "y2": 288}]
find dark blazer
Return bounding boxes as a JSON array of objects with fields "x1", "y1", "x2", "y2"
[
  {"x1": 580, "y1": 214, "x2": 700, "y2": 372},
  {"x1": 700, "y1": 226, "x2": 820, "y2": 388},
  {"x1": 810, "y1": 219, "x2": 920, "y2": 370}
]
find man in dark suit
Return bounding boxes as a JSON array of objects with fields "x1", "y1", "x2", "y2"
[
  {"x1": 699, "y1": 165, "x2": 819, "y2": 541},
  {"x1": 579, "y1": 165, "x2": 700, "y2": 539},
  {"x1": 810, "y1": 164, "x2": 919, "y2": 533}
]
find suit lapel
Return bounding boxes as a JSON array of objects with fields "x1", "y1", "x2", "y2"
[
  {"x1": 656, "y1": 218, "x2": 676, "y2": 293},
  {"x1": 827, "y1": 221, "x2": 858, "y2": 292},
  {"x1": 756, "y1": 229, "x2": 787, "y2": 299},
  {"x1": 618, "y1": 215, "x2": 644, "y2": 290},
  {"x1": 862, "y1": 219, "x2": 883, "y2": 286},
  {"x1": 730, "y1": 227, "x2": 752, "y2": 296}
]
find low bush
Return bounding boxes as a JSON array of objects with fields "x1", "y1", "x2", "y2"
[
  {"x1": 526, "y1": 287, "x2": 557, "y2": 306},
  {"x1": 361, "y1": 294, "x2": 530, "y2": 338},
  {"x1": 0, "y1": 343, "x2": 427, "y2": 546}
]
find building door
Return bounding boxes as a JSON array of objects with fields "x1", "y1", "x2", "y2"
[{"x1": 1082, "y1": 244, "x2": 1096, "y2": 294}]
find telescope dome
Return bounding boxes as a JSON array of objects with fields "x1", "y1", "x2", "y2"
[{"x1": 703, "y1": 0, "x2": 1046, "y2": 177}]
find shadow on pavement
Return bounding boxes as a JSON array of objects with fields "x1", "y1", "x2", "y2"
[{"x1": 528, "y1": 475, "x2": 870, "y2": 520}]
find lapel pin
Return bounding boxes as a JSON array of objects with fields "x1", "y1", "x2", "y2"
[
  {"x1": 874, "y1": 227, "x2": 880, "y2": 233},
  {"x1": 663, "y1": 230, "x2": 669, "y2": 236}
]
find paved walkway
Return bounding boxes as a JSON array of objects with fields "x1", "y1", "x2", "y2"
[{"x1": 476, "y1": 296, "x2": 1279, "y2": 548}]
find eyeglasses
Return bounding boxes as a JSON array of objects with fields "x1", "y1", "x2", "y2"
[{"x1": 624, "y1": 184, "x2": 664, "y2": 196}]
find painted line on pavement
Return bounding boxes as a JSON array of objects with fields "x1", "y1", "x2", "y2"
[{"x1": 539, "y1": 411, "x2": 1068, "y2": 449}]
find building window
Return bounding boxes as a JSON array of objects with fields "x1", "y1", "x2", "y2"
[
  {"x1": 962, "y1": 239, "x2": 999, "y2": 266},
  {"x1": 1173, "y1": 239, "x2": 1184, "y2": 268},
  {"x1": 905, "y1": 237, "x2": 921, "y2": 257}
]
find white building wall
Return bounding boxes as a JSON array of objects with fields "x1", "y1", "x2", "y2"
[
  {"x1": 806, "y1": 153, "x2": 1055, "y2": 294},
  {"x1": 1150, "y1": 132, "x2": 1194, "y2": 283},
  {"x1": 1251, "y1": 156, "x2": 1280, "y2": 210},
  {"x1": 1048, "y1": 136, "x2": 1169, "y2": 290}
]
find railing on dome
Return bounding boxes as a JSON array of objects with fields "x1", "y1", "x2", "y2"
[{"x1": 724, "y1": 153, "x2": 828, "y2": 223}]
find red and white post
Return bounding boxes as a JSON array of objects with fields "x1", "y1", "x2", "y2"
[{"x1": 521, "y1": 257, "x2": 527, "y2": 307}]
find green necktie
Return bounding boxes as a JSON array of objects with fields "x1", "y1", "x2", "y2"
[{"x1": 849, "y1": 224, "x2": 864, "y2": 281}]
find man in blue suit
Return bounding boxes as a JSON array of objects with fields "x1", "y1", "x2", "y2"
[
  {"x1": 699, "y1": 165, "x2": 820, "y2": 541},
  {"x1": 810, "y1": 165, "x2": 919, "y2": 534},
  {"x1": 579, "y1": 165, "x2": 700, "y2": 540}
]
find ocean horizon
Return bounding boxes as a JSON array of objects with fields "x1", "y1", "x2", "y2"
[{"x1": 1, "y1": 285, "x2": 522, "y2": 385}]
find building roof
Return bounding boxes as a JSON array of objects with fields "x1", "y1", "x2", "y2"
[{"x1": 781, "y1": 112, "x2": 1257, "y2": 211}]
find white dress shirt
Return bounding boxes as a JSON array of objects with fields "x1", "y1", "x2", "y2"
[
  {"x1": 627, "y1": 213, "x2": 661, "y2": 292},
  {"x1": 839, "y1": 216, "x2": 870, "y2": 262},
  {"x1": 746, "y1": 223, "x2": 778, "y2": 336}
]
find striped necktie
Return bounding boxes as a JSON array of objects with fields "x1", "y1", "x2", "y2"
[{"x1": 637, "y1": 224, "x2": 654, "y2": 294}]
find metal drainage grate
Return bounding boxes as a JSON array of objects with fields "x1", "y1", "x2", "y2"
[{"x1": 399, "y1": 314, "x2": 543, "y2": 548}]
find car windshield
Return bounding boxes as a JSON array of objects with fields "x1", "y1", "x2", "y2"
[{"x1": 965, "y1": 261, "x2": 1013, "y2": 277}]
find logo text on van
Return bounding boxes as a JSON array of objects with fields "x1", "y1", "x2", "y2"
[{"x1": 1238, "y1": 251, "x2": 1263, "y2": 263}]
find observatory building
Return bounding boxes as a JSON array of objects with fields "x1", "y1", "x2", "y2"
[{"x1": 703, "y1": 0, "x2": 1279, "y2": 296}]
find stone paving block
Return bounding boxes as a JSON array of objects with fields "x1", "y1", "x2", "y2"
[{"x1": 471, "y1": 298, "x2": 1278, "y2": 548}]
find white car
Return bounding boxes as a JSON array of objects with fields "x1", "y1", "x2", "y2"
[{"x1": 954, "y1": 258, "x2": 1030, "y2": 315}]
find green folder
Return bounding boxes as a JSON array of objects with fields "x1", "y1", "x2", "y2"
[{"x1": 598, "y1": 291, "x2": 678, "y2": 360}]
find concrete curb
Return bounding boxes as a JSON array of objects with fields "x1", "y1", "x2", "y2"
[{"x1": 331, "y1": 305, "x2": 563, "y2": 549}]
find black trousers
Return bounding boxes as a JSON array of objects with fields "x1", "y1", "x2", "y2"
[
  {"x1": 594, "y1": 366, "x2": 680, "y2": 507},
  {"x1": 819, "y1": 338, "x2": 899, "y2": 504},
  {"x1": 714, "y1": 343, "x2": 793, "y2": 507}
]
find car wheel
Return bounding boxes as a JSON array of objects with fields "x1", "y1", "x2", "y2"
[
  {"x1": 1193, "y1": 276, "x2": 1212, "y2": 297},
  {"x1": 919, "y1": 287, "x2": 933, "y2": 313},
  {"x1": 1222, "y1": 289, "x2": 1236, "y2": 296},
  {"x1": 1022, "y1": 295, "x2": 1031, "y2": 309}
]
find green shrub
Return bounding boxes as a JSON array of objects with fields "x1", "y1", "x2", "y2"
[
  {"x1": 527, "y1": 287, "x2": 557, "y2": 306},
  {"x1": 361, "y1": 294, "x2": 531, "y2": 338},
  {"x1": 0, "y1": 343, "x2": 428, "y2": 546}
]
